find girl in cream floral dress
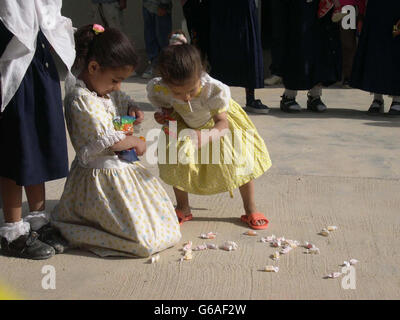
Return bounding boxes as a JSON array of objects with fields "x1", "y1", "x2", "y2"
[{"x1": 51, "y1": 25, "x2": 181, "y2": 257}]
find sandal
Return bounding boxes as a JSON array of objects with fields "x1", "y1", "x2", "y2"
[
  {"x1": 240, "y1": 213, "x2": 269, "y2": 230},
  {"x1": 175, "y1": 209, "x2": 193, "y2": 225}
]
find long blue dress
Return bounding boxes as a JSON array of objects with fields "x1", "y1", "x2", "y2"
[{"x1": 0, "y1": 22, "x2": 68, "y2": 186}]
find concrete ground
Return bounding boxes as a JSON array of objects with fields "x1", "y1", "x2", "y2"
[{"x1": 0, "y1": 79, "x2": 399, "y2": 300}]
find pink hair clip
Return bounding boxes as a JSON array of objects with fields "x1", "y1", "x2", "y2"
[{"x1": 93, "y1": 24, "x2": 105, "y2": 35}]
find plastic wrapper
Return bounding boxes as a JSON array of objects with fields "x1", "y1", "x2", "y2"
[
  {"x1": 327, "y1": 272, "x2": 342, "y2": 278},
  {"x1": 113, "y1": 116, "x2": 143, "y2": 162},
  {"x1": 220, "y1": 241, "x2": 238, "y2": 251},
  {"x1": 271, "y1": 251, "x2": 280, "y2": 261},
  {"x1": 200, "y1": 232, "x2": 217, "y2": 239},
  {"x1": 244, "y1": 230, "x2": 258, "y2": 236}
]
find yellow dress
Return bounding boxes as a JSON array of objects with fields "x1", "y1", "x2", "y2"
[
  {"x1": 146, "y1": 73, "x2": 272, "y2": 195},
  {"x1": 51, "y1": 79, "x2": 181, "y2": 258}
]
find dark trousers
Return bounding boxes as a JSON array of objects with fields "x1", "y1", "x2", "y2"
[
  {"x1": 263, "y1": 0, "x2": 289, "y2": 77},
  {"x1": 340, "y1": 28, "x2": 357, "y2": 81},
  {"x1": 182, "y1": 0, "x2": 209, "y2": 60},
  {"x1": 142, "y1": 6, "x2": 172, "y2": 63}
]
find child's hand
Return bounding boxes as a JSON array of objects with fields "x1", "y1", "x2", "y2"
[
  {"x1": 133, "y1": 137, "x2": 146, "y2": 156},
  {"x1": 128, "y1": 105, "x2": 144, "y2": 124}
]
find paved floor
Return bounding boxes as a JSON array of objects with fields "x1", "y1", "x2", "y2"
[{"x1": 0, "y1": 80, "x2": 399, "y2": 299}]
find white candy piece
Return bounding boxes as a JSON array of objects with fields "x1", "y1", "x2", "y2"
[
  {"x1": 284, "y1": 239, "x2": 300, "y2": 248},
  {"x1": 220, "y1": 241, "x2": 238, "y2": 251},
  {"x1": 327, "y1": 272, "x2": 342, "y2": 278},
  {"x1": 271, "y1": 251, "x2": 280, "y2": 261},
  {"x1": 206, "y1": 243, "x2": 218, "y2": 250},
  {"x1": 280, "y1": 246, "x2": 293, "y2": 254},
  {"x1": 343, "y1": 261, "x2": 350, "y2": 267},
  {"x1": 183, "y1": 241, "x2": 193, "y2": 252},
  {"x1": 264, "y1": 265, "x2": 279, "y2": 273},
  {"x1": 200, "y1": 232, "x2": 217, "y2": 239},
  {"x1": 193, "y1": 244, "x2": 208, "y2": 251},
  {"x1": 150, "y1": 254, "x2": 160, "y2": 264},
  {"x1": 276, "y1": 237, "x2": 286, "y2": 242},
  {"x1": 349, "y1": 259, "x2": 358, "y2": 265},
  {"x1": 307, "y1": 247, "x2": 320, "y2": 254},
  {"x1": 319, "y1": 228, "x2": 330, "y2": 237},
  {"x1": 327, "y1": 226, "x2": 338, "y2": 231},
  {"x1": 260, "y1": 235, "x2": 276, "y2": 243}
]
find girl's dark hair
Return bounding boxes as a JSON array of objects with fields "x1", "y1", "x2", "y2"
[
  {"x1": 156, "y1": 44, "x2": 204, "y2": 86},
  {"x1": 73, "y1": 24, "x2": 138, "y2": 71}
]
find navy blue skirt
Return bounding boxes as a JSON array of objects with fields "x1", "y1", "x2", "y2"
[
  {"x1": 0, "y1": 26, "x2": 69, "y2": 186},
  {"x1": 207, "y1": 0, "x2": 264, "y2": 89},
  {"x1": 350, "y1": 0, "x2": 400, "y2": 96},
  {"x1": 280, "y1": 0, "x2": 342, "y2": 90}
]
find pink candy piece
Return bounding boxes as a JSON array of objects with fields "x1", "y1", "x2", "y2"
[{"x1": 327, "y1": 272, "x2": 342, "y2": 278}]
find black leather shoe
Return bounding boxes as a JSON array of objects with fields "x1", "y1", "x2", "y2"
[
  {"x1": 1, "y1": 231, "x2": 55, "y2": 260},
  {"x1": 245, "y1": 99, "x2": 270, "y2": 114},
  {"x1": 368, "y1": 99, "x2": 384, "y2": 114},
  {"x1": 280, "y1": 95, "x2": 301, "y2": 112},
  {"x1": 307, "y1": 95, "x2": 327, "y2": 113},
  {"x1": 37, "y1": 224, "x2": 69, "y2": 254}
]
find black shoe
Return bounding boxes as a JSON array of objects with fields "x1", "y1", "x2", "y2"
[
  {"x1": 342, "y1": 79, "x2": 351, "y2": 89},
  {"x1": 280, "y1": 95, "x2": 301, "y2": 113},
  {"x1": 245, "y1": 99, "x2": 270, "y2": 114},
  {"x1": 37, "y1": 224, "x2": 69, "y2": 254},
  {"x1": 388, "y1": 102, "x2": 400, "y2": 115},
  {"x1": 307, "y1": 95, "x2": 327, "y2": 113},
  {"x1": 1, "y1": 231, "x2": 55, "y2": 260},
  {"x1": 368, "y1": 99, "x2": 384, "y2": 114}
]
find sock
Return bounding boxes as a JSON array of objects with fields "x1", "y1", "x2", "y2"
[
  {"x1": 0, "y1": 220, "x2": 30, "y2": 243},
  {"x1": 308, "y1": 86, "x2": 322, "y2": 98},
  {"x1": 373, "y1": 93, "x2": 384, "y2": 102},
  {"x1": 246, "y1": 88, "x2": 255, "y2": 105},
  {"x1": 283, "y1": 89, "x2": 297, "y2": 99},
  {"x1": 23, "y1": 211, "x2": 50, "y2": 231}
]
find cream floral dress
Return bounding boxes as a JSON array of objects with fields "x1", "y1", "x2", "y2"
[
  {"x1": 51, "y1": 78, "x2": 181, "y2": 258},
  {"x1": 147, "y1": 73, "x2": 272, "y2": 195}
]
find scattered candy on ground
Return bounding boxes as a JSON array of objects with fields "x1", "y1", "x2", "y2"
[
  {"x1": 150, "y1": 254, "x2": 160, "y2": 264},
  {"x1": 200, "y1": 232, "x2": 217, "y2": 239},
  {"x1": 220, "y1": 241, "x2": 238, "y2": 251},
  {"x1": 264, "y1": 265, "x2": 279, "y2": 273},
  {"x1": 244, "y1": 230, "x2": 258, "y2": 236}
]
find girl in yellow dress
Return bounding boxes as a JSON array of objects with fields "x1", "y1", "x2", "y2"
[
  {"x1": 146, "y1": 32, "x2": 272, "y2": 229},
  {"x1": 51, "y1": 25, "x2": 181, "y2": 257}
]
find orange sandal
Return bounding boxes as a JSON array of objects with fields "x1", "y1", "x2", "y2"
[
  {"x1": 176, "y1": 209, "x2": 193, "y2": 225},
  {"x1": 240, "y1": 213, "x2": 269, "y2": 230}
]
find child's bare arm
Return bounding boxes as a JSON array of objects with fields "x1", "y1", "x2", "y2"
[
  {"x1": 110, "y1": 135, "x2": 146, "y2": 155},
  {"x1": 212, "y1": 112, "x2": 229, "y2": 132},
  {"x1": 196, "y1": 112, "x2": 229, "y2": 146}
]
